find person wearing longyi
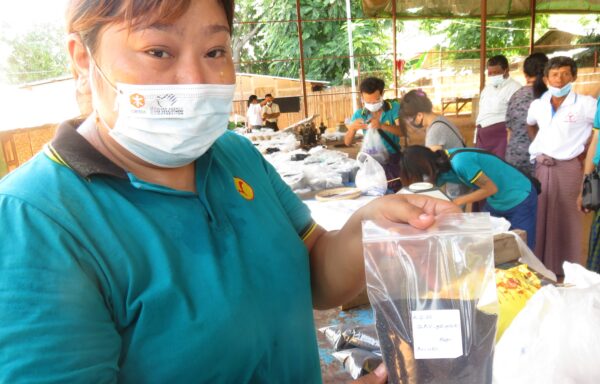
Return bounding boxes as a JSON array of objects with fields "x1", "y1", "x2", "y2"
[
  {"x1": 475, "y1": 54, "x2": 521, "y2": 159},
  {"x1": 527, "y1": 56, "x2": 597, "y2": 276}
]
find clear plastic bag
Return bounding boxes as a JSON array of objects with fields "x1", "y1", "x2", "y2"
[
  {"x1": 362, "y1": 213, "x2": 498, "y2": 384},
  {"x1": 360, "y1": 128, "x2": 389, "y2": 165},
  {"x1": 332, "y1": 348, "x2": 383, "y2": 380},
  {"x1": 355, "y1": 152, "x2": 387, "y2": 196},
  {"x1": 320, "y1": 324, "x2": 380, "y2": 352}
]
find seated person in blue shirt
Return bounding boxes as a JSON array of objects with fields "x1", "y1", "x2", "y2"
[
  {"x1": 0, "y1": 1, "x2": 460, "y2": 383},
  {"x1": 344, "y1": 77, "x2": 405, "y2": 191},
  {"x1": 398, "y1": 146, "x2": 538, "y2": 249}
]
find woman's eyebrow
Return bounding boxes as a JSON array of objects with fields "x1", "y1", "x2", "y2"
[{"x1": 145, "y1": 23, "x2": 230, "y2": 36}]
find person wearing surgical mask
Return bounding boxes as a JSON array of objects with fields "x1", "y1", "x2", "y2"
[
  {"x1": 475, "y1": 54, "x2": 521, "y2": 159},
  {"x1": 261, "y1": 93, "x2": 280, "y2": 131},
  {"x1": 0, "y1": 1, "x2": 464, "y2": 382},
  {"x1": 526, "y1": 56, "x2": 597, "y2": 278},
  {"x1": 345, "y1": 77, "x2": 405, "y2": 191}
]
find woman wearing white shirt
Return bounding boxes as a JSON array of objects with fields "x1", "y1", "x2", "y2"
[
  {"x1": 527, "y1": 56, "x2": 597, "y2": 276},
  {"x1": 246, "y1": 94, "x2": 263, "y2": 130}
]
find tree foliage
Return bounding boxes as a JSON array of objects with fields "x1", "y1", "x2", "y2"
[
  {"x1": 3, "y1": 23, "x2": 69, "y2": 84},
  {"x1": 234, "y1": 0, "x2": 394, "y2": 85},
  {"x1": 420, "y1": 16, "x2": 549, "y2": 60}
]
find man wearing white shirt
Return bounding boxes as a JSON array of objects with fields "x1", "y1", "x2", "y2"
[
  {"x1": 527, "y1": 56, "x2": 597, "y2": 276},
  {"x1": 245, "y1": 94, "x2": 263, "y2": 131},
  {"x1": 476, "y1": 55, "x2": 521, "y2": 158},
  {"x1": 261, "y1": 93, "x2": 281, "y2": 131}
]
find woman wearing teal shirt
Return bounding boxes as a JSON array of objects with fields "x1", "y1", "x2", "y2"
[
  {"x1": 0, "y1": 1, "x2": 461, "y2": 383},
  {"x1": 399, "y1": 146, "x2": 538, "y2": 249}
]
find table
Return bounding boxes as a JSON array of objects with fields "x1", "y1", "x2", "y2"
[
  {"x1": 314, "y1": 305, "x2": 375, "y2": 383},
  {"x1": 442, "y1": 97, "x2": 473, "y2": 116}
]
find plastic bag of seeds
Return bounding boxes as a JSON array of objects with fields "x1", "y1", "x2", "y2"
[{"x1": 362, "y1": 212, "x2": 498, "y2": 384}]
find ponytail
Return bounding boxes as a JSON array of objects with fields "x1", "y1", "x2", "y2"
[
  {"x1": 433, "y1": 150, "x2": 452, "y2": 174},
  {"x1": 399, "y1": 145, "x2": 449, "y2": 185},
  {"x1": 524, "y1": 53, "x2": 549, "y2": 99},
  {"x1": 533, "y1": 74, "x2": 547, "y2": 99}
]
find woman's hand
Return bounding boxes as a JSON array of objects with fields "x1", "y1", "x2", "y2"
[
  {"x1": 350, "y1": 363, "x2": 387, "y2": 384},
  {"x1": 355, "y1": 194, "x2": 460, "y2": 229},
  {"x1": 307, "y1": 195, "x2": 460, "y2": 309},
  {"x1": 452, "y1": 173, "x2": 497, "y2": 207}
]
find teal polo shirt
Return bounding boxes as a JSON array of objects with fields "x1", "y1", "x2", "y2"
[
  {"x1": 437, "y1": 148, "x2": 532, "y2": 211},
  {"x1": 351, "y1": 100, "x2": 401, "y2": 154},
  {"x1": 0, "y1": 119, "x2": 321, "y2": 383},
  {"x1": 593, "y1": 97, "x2": 600, "y2": 165}
]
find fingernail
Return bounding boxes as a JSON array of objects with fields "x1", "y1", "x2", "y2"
[
  {"x1": 374, "y1": 363, "x2": 386, "y2": 376},
  {"x1": 419, "y1": 213, "x2": 430, "y2": 221}
]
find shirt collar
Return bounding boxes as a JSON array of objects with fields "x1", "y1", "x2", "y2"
[
  {"x1": 48, "y1": 118, "x2": 127, "y2": 179},
  {"x1": 543, "y1": 89, "x2": 577, "y2": 108}
]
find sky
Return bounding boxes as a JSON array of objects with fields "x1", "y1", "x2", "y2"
[{"x1": 0, "y1": 0, "x2": 68, "y2": 34}]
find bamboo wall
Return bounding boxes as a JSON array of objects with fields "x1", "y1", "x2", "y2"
[{"x1": 3, "y1": 67, "x2": 600, "y2": 175}]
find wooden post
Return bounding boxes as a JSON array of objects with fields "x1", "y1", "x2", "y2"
[
  {"x1": 480, "y1": 0, "x2": 487, "y2": 91},
  {"x1": 295, "y1": 0, "x2": 309, "y2": 118},
  {"x1": 392, "y1": 0, "x2": 398, "y2": 98},
  {"x1": 529, "y1": 0, "x2": 537, "y2": 54}
]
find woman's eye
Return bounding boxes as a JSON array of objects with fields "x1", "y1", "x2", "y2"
[
  {"x1": 207, "y1": 48, "x2": 227, "y2": 58},
  {"x1": 146, "y1": 49, "x2": 172, "y2": 59}
]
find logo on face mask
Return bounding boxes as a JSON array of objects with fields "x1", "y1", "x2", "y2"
[
  {"x1": 150, "y1": 94, "x2": 184, "y2": 116},
  {"x1": 234, "y1": 177, "x2": 254, "y2": 200},
  {"x1": 130, "y1": 93, "x2": 145, "y2": 108}
]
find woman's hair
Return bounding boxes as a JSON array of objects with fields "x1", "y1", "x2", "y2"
[
  {"x1": 400, "y1": 89, "x2": 433, "y2": 119},
  {"x1": 398, "y1": 145, "x2": 452, "y2": 186},
  {"x1": 66, "y1": 0, "x2": 234, "y2": 52},
  {"x1": 524, "y1": 52, "x2": 549, "y2": 98},
  {"x1": 248, "y1": 94, "x2": 257, "y2": 106}
]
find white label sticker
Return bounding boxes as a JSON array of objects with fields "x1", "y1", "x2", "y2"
[{"x1": 411, "y1": 309, "x2": 463, "y2": 359}]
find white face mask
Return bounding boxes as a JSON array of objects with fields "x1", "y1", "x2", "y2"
[
  {"x1": 364, "y1": 100, "x2": 383, "y2": 112},
  {"x1": 89, "y1": 56, "x2": 234, "y2": 168},
  {"x1": 547, "y1": 82, "x2": 572, "y2": 98},
  {"x1": 487, "y1": 74, "x2": 506, "y2": 88}
]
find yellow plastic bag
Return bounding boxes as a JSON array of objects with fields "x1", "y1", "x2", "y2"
[{"x1": 494, "y1": 264, "x2": 541, "y2": 341}]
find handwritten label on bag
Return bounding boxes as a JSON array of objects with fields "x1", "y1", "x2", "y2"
[{"x1": 411, "y1": 309, "x2": 463, "y2": 359}]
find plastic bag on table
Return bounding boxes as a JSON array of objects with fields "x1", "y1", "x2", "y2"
[
  {"x1": 320, "y1": 324, "x2": 380, "y2": 352},
  {"x1": 332, "y1": 348, "x2": 383, "y2": 380},
  {"x1": 493, "y1": 262, "x2": 600, "y2": 384},
  {"x1": 362, "y1": 213, "x2": 498, "y2": 384},
  {"x1": 360, "y1": 128, "x2": 389, "y2": 165},
  {"x1": 355, "y1": 152, "x2": 387, "y2": 196},
  {"x1": 494, "y1": 264, "x2": 541, "y2": 342}
]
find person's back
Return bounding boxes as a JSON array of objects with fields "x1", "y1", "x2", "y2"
[{"x1": 427, "y1": 115, "x2": 465, "y2": 150}]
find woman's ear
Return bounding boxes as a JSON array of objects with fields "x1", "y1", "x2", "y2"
[
  {"x1": 67, "y1": 33, "x2": 90, "y2": 88},
  {"x1": 67, "y1": 34, "x2": 93, "y2": 115}
]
